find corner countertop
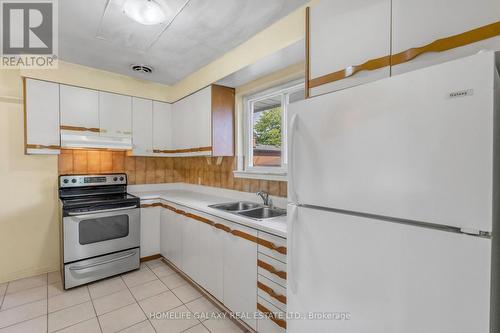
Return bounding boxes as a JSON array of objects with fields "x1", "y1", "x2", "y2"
[{"x1": 128, "y1": 183, "x2": 287, "y2": 238}]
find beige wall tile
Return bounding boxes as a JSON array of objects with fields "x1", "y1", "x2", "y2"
[
  {"x1": 87, "y1": 150, "x2": 100, "y2": 174},
  {"x1": 99, "y1": 151, "x2": 113, "y2": 173}
]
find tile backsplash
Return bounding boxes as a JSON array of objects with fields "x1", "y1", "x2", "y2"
[{"x1": 58, "y1": 149, "x2": 287, "y2": 197}]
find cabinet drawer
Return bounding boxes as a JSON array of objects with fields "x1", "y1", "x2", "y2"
[
  {"x1": 258, "y1": 275, "x2": 286, "y2": 312},
  {"x1": 257, "y1": 297, "x2": 286, "y2": 333},
  {"x1": 257, "y1": 231, "x2": 286, "y2": 263},
  {"x1": 258, "y1": 253, "x2": 286, "y2": 288}
]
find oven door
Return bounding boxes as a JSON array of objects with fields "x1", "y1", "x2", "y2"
[{"x1": 63, "y1": 206, "x2": 140, "y2": 263}]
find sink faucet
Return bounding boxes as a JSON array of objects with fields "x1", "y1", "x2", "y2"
[{"x1": 257, "y1": 191, "x2": 273, "y2": 208}]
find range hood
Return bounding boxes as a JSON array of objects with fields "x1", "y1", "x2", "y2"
[{"x1": 61, "y1": 133, "x2": 132, "y2": 150}]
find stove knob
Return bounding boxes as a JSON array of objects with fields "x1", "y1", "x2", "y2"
[
  {"x1": 113, "y1": 177, "x2": 118, "y2": 181},
  {"x1": 119, "y1": 176, "x2": 124, "y2": 181},
  {"x1": 71, "y1": 178, "x2": 77, "y2": 184},
  {"x1": 63, "y1": 179, "x2": 69, "y2": 184}
]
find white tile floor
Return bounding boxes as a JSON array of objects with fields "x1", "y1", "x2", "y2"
[{"x1": 0, "y1": 259, "x2": 247, "y2": 333}]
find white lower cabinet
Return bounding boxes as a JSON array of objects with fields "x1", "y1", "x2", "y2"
[
  {"x1": 181, "y1": 214, "x2": 201, "y2": 283},
  {"x1": 223, "y1": 222, "x2": 258, "y2": 330},
  {"x1": 140, "y1": 206, "x2": 160, "y2": 257},
  {"x1": 257, "y1": 298, "x2": 286, "y2": 333},
  {"x1": 160, "y1": 207, "x2": 183, "y2": 269},
  {"x1": 198, "y1": 219, "x2": 225, "y2": 301},
  {"x1": 156, "y1": 201, "x2": 281, "y2": 332}
]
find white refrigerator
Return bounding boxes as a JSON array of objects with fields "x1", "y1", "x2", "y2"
[{"x1": 287, "y1": 51, "x2": 500, "y2": 333}]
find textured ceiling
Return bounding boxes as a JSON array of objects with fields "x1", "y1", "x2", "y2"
[{"x1": 59, "y1": 0, "x2": 308, "y2": 85}]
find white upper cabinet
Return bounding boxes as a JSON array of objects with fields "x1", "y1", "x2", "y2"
[
  {"x1": 132, "y1": 97, "x2": 153, "y2": 155},
  {"x1": 309, "y1": 0, "x2": 391, "y2": 96},
  {"x1": 391, "y1": 0, "x2": 500, "y2": 75},
  {"x1": 172, "y1": 86, "x2": 212, "y2": 154},
  {"x1": 190, "y1": 86, "x2": 212, "y2": 149},
  {"x1": 152, "y1": 101, "x2": 172, "y2": 152},
  {"x1": 99, "y1": 92, "x2": 132, "y2": 139},
  {"x1": 24, "y1": 79, "x2": 61, "y2": 155},
  {"x1": 60, "y1": 84, "x2": 99, "y2": 135}
]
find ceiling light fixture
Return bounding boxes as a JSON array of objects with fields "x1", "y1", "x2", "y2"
[{"x1": 123, "y1": 0, "x2": 166, "y2": 26}]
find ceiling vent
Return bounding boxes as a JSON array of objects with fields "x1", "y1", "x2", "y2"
[{"x1": 131, "y1": 64, "x2": 153, "y2": 74}]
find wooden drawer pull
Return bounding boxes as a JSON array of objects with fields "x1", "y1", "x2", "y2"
[
  {"x1": 60, "y1": 125, "x2": 100, "y2": 133},
  {"x1": 258, "y1": 260, "x2": 286, "y2": 280},
  {"x1": 231, "y1": 229, "x2": 258, "y2": 243},
  {"x1": 26, "y1": 144, "x2": 61, "y2": 150},
  {"x1": 185, "y1": 212, "x2": 215, "y2": 226},
  {"x1": 214, "y1": 223, "x2": 231, "y2": 233},
  {"x1": 140, "y1": 202, "x2": 162, "y2": 208},
  {"x1": 258, "y1": 238, "x2": 287, "y2": 255},
  {"x1": 257, "y1": 303, "x2": 286, "y2": 329},
  {"x1": 258, "y1": 281, "x2": 286, "y2": 304}
]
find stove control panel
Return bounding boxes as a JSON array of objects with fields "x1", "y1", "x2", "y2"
[{"x1": 59, "y1": 174, "x2": 127, "y2": 188}]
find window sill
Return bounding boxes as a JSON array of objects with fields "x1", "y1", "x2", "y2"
[{"x1": 233, "y1": 170, "x2": 287, "y2": 182}]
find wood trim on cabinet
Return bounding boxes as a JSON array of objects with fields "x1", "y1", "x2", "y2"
[
  {"x1": 140, "y1": 253, "x2": 162, "y2": 262},
  {"x1": 391, "y1": 20, "x2": 500, "y2": 66},
  {"x1": 257, "y1": 303, "x2": 287, "y2": 329},
  {"x1": 60, "y1": 125, "x2": 101, "y2": 133},
  {"x1": 257, "y1": 238, "x2": 287, "y2": 255},
  {"x1": 309, "y1": 20, "x2": 500, "y2": 89},
  {"x1": 185, "y1": 212, "x2": 215, "y2": 226},
  {"x1": 309, "y1": 55, "x2": 391, "y2": 88},
  {"x1": 230, "y1": 229, "x2": 258, "y2": 243},
  {"x1": 153, "y1": 146, "x2": 212, "y2": 154},
  {"x1": 211, "y1": 85, "x2": 235, "y2": 157},
  {"x1": 214, "y1": 223, "x2": 232, "y2": 233},
  {"x1": 258, "y1": 260, "x2": 287, "y2": 280},
  {"x1": 140, "y1": 202, "x2": 162, "y2": 208},
  {"x1": 258, "y1": 281, "x2": 287, "y2": 304},
  {"x1": 156, "y1": 202, "x2": 261, "y2": 244},
  {"x1": 26, "y1": 144, "x2": 61, "y2": 150},
  {"x1": 305, "y1": 6, "x2": 311, "y2": 99}
]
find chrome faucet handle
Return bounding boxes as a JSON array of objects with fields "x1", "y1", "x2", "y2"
[{"x1": 256, "y1": 191, "x2": 271, "y2": 207}]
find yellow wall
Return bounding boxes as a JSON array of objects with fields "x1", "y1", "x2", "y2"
[{"x1": 0, "y1": 69, "x2": 60, "y2": 283}]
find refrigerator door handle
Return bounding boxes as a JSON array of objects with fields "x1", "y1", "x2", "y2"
[
  {"x1": 289, "y1": 114, "x2": 299, "y2": 203},
  {"x1": 288, "y1": 204, "x2": 298, "y2": 293}
]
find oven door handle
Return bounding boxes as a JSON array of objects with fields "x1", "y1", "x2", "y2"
[
  {"x1": 68, "y1": 251, "x2": 137, "y2": 271},
  {"x1": 67, "y1": 205, "x2": 138, "y2": 216}
]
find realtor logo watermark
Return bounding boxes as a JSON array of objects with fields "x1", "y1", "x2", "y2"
[{"x1": 1, "y1": 0, "x2": 58, "y2": 68}]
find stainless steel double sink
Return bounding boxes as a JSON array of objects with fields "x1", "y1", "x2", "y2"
[{"x1": 209, "y1": 201, "x2": 286, "y2": 220}]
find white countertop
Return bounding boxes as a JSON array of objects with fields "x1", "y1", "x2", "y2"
[{"x1": 128, "y1": 183, "x2": 287, "y2": 238}]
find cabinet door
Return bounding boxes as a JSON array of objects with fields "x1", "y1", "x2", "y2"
[
  {"x1": 140, "y1": 207, "x2": 160, "y2": 257},
  {"x1": 99, "y1": 92, "x2": 132, "y2": 138},
  {"x1": 152, "y1": 101, "x2": 172, "y2": 151},
  {"x1": 223, "y1": 222, "x2": 258, "y2": 330},
  {"x1": 309, "y1": 0, "x2": 391, "y2": 96},
  {"x1": 198, "y1": 219, "x2": 224, "y2": 301},
  {"x1": 181, "y1": 214, "x2": 201, "y2": 283},
  {"x1": 132, "y1": 97, "x2": 153, "y2": 155},
  {"x1": 160, "y1": 208, "x2": 183, "y2": 268},
  {"x1": 392, "y1": 0, "x2": 500, "y2": 75},
  {"x1": 191, "y1": 86, "x2": 212, "y2": 149},
  {"x1": 25, "y1": 79, "x2": 60, "y2": 155},
  {"x1": 172, "y1": 97, "x2": 191, "y2": 150},
  {"x1": 60, "y1": 84, "x2": 99, "y2": 134}
]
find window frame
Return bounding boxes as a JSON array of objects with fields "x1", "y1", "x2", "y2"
[{"x1": 242, "y1": 80, "x2": 304, "y2": 176}]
